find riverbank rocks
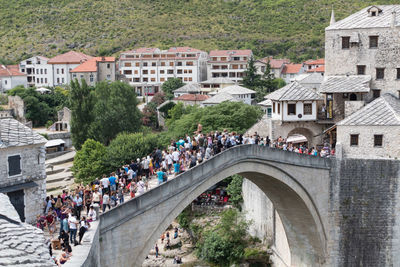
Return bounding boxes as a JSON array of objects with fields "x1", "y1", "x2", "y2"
[{"x1": 0, "y1": 193, "x2": 54, "y2": 267}]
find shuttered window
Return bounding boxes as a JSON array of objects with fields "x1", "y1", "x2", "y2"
[{"x1": 8, "y1": 155, "x2": 21, "y2": 176}]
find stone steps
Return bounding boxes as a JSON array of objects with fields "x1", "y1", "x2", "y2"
[{"x1": 46, "y1": 150, "x2": 75, "y2": 167}]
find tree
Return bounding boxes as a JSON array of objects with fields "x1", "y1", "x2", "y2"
[
  {"x1": 89, "y1": 81, "x2": 142, "y2": 145},
  {"x1": 196, "y1": 209, "x2": 249, "y2": 266},
  {"x1": 226, "y1": 175, "x2": 244, "y2": 210},
  {"x1": 70, "y1": 79, "x2": 94, "y2": 150},
  {"x1": 254, "y1": 59, "x2": 286, "y2": 102},
  {"x1": 161, "y1": 78, "x2": 184, "y2": 99},
  {"x1": 72, "y1": 139, "x2": 107, "y2": 184},
  {"x1": 103, "y1": 132, "x2": 160, "y2": 171},
  {"x1": 241, "y1": 56, "x2": 261, "y2": 89}
]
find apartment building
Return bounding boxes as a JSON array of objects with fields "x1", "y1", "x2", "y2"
[
  {"x1": 119, "y1": 47, "x2": 208, "y2": 96},
  {"x1": 207, "y1": 50, "x2": 253, "y2": 83},
  {"x1": 48, "y1": 51, "x2": 93, "y2": 86},
  {"x1": 70, "y1": 57, "x2": 116, "y2": 86},
  {"x1": 19, "y1": 56, "x2": 52, "y2": 87},
  {"x1": 255, "y1": 57, "x2": 290, "y2": 78}
]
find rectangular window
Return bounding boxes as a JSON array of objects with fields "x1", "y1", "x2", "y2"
[
  {"x1": 107, "y1": 63, "x2": 110, "y2": 69},
  {"x1": 45, "y1": 69, "x2": 47, "y2": 74},
  {"x1": 152, "y1": 62, "x2": 156, "y2": 67},
  {"x1": 376, "y1": 68, "x2": 385, "y2": 79},
  {"x1": 37, "y1": 78, "x2": 39, "y2": 83},
  {"x1": 8, "y1": 155, "x2": 21, "y2": 176},
  {"x1": 161, "y1": 62, "x2": 165, "y2": 66},
  {"x1": 374, "y1": 135, "x2": 383, "y2": 147},
  {"x1": 357, "y1": 65, "x2": 366, "y2": 75},
  {"x1": 277, "y1": 103, "x2": 280, "y2": 114},
  {"x1": 151, "y1": 78, "x2": 156, "y2": 82},
  {"x1": 36, "y1": 69, "x2": 39, "y2": 74},
  {"x1": 160, "y1": 78, "x2": 165, "y2": 82},
  {"x1": 150, "y1": 70, "x2": 155, "y2": 74},
  {"x1": 41, "y1": 78, "x2": 43, "y2": 83},
  {"x1": 350, "y1": 134, "x2": 359, "y2": 146},
  {"x1": 135, "y1": 62, "x2": 140, "y2": 67},
  {"x1": 61, "y1": 69, "x2": 64, "y2": 74},
  {"x1": 189, "y1": 77, "x2": 192, "y2": 81},
  {"x1": 57, "y1": 78, "x2": 60, "y2": 83},
  {"x1": 273, "y1": 102, "x2": 275, "y2": 113},
  {"x1": 134, "y1": 70, "x2": 138, "y2": 74},
  {"x1": 303, "y1": 103, "x2": 312, "y2": 115},
  {"x1": 143, "y1": 77, "x2": 148, "y2": 82},
  {"x1": 125, "y1": 62, "x2": 131, "y2": 67},
  {"x1": 342, "y1": 37, "x2": 350, "y2": 49},
  {"x1": 186, "y1": 61, "x2": 193, "y2": 66},
  {"x1": 124, "y1": 70, "x2": 132, "y2": 75},
  {"x1": 372, "y1": 89, "x2": 381, "y2": 99},
  {"x1": 62, "y1": 78, "x2": 64, "y2": 83},
  {"x1": 369, "y1": 36, "x2": 379, "y2": 48},
  {"x1": 45, "y1": 78, "x2": 47, "y2": 83},
  {"x1": 40, "y1": 69, "x2": 43, "y2": 74},
  {"x1": 287, "y1": 103, "x2": 296, "y2": 115},
  {"x1": 160, "y1": 70, "x2": 165, "y2": 74},
  {"x1": 57, "y1": 69, "x2": 59, "y2": 74},
  {"x1": 143, "y1": 62, "x2": 148, "y2": 67},
  {"x1": 167, "y1": 70, "x2": 174, "y2": 74},
  {"x1": 143, "y1": 70, "x2": 148, "y2": 74},
  {"x1": 397, "y1": 68, "x2": 400, "y2": 80},
  {"x1": 169, "y1": 62, "x2": 174, "y2": 66},
  {"x1": 177, "y1": 62, "x2": 182, "y2": 66}
]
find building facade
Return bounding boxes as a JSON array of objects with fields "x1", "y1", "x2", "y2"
[
  {"x1": 325, "y1": 5, "x2": 400, "y2": 100},
  {"x1": 70, "y1": 57, "x2": 116, "y2": 86},
  {"x1": 0, "y1": 118, "x2": 47, "y2": 223},
  {"x1": 0, "y1": 65, "x2": 27, "y2": 92},
  {"x1": 281, "y1": 63, "x2": 305, "y2": 84},
  {"x1": 207, "y1": 50, "x2": 252, "y2": 83},
  {"x1": 255, "y1": 57, "x2": 290, "y2": 78},
  {"x1": 119, "y1": 47, "x2": 208, "y2": 96},
  {"x1": 19, "y1": 56, "x2": 52, "y2": 87}
]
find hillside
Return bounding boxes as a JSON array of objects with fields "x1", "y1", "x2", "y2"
[{"x1": 0, "y1": 0, "x2": 397, "y2": 63}]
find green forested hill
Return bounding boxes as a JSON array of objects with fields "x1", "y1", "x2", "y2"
[{"x1": 0, "y1": 0, "x2": 397, "y2": 63}]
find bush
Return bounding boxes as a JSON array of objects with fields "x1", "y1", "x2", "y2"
[
  {"x1": 45, "y1": 120, "x2": 54, "y2": 128},
  {"x1": 72, "y1": 139, "x2": 107, "y2": 184},
  {"x1": 227, "y1": 175, "x2": 244, "y2": 210}
]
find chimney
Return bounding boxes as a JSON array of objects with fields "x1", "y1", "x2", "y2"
[
  {"x1": 392, "y1": 10, "x2": 397, "y2": 28},
  {"x1": 330, "y1": 7, "x2": 336, "y2": 26}
]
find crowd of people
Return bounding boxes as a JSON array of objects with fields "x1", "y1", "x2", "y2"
[{"x1": 38, "y1": 125, "x2": 333, "y2": 265}]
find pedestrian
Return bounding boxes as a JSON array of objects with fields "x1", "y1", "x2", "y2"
[
  {"x1": 102, "y1": 192, "x2": 110, "y2": 212},
  {"x1": 118, "y1": 185, "x2": 124, "y2": 204},
  {"x1": 155, "y1": 243, "x2": 159, "y2": 258},
  {"x1": 78, "y1": 217, "x2": 90, "y2": 245},
  {"x1": 68, "y1": 214, "x2": 78, "y2": 245}
]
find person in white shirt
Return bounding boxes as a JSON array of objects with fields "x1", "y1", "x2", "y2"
[
  {"x1": 102, "y1": 193, "x2": 110, "y2": 212},
  {"x1": 87, "y1": 206, "x2": 96, "y2": 222},
  {"x1": 100, "y1": 175, "x2": 110, "y2": 194},
  {"x1": 172, "y1": 149, "x2": 180, "y2": 163},
  {"x1": 68, "y1": 214, "x2": 78, "y2": 245}
]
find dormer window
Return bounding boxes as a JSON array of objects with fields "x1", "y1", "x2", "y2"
[{"x1": 367, "y1": 6, "x2": 383, "y2": 17}]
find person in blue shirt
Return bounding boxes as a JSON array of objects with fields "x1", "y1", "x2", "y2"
[
  {"x1": 109, "y1": 172, "x2": 117, "y2": 192},
  {"x1": 157, "y1": 168, "x2": 165, "y2": 185},
  {"x1": 173, "y1": 162, "x2": 180, "y2": 176}
]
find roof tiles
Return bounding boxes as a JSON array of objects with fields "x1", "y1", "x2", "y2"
[
  {"x1": 282, "y1": 64, "x2": 303, "y2": 74},
  {"x1": 48, "y1": 51, "x2": 93, "y2": 64},
  {"x1": 209, "y1": 50, "x2": 252, "y2": 57},
  {"x1": 319, "y1": 75, "x2": 371, "y2": 93},
  {"x1": 0, "y1": 118, "x2": 47, "y2": 148},
  {"x1": 265, "y1": 81, "x2": 323, "y2": 101},
  {"x1": 70, "y1": 57, "x2": 115, "y2": 73}
]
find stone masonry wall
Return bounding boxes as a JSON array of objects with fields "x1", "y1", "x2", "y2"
[{"x1": 329, "y1": 158, "x2": 400, "y2": 266}]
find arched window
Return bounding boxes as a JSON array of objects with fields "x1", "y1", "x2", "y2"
[
  {"x1": 349, "y1": 93, "x2": 357, "y2": 101},
  {"x1": 90, "y1": 74, "x2": 94, "y2": 82}
]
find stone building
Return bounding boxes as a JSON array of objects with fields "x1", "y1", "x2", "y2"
[
  {"x1": 70, "y1": 56, "x2": 116, "y2": 86},
  {"x1": 325, "y1": 5, "x2": 400, "y2": 100},
  {"x1": 0, "y1": 118, "x2": 47, "y2": 223},
  {"x1": 173, "y1": 94, "x2": 210, "y2": 106},
  {"x1": 0, "y1": 65, "x2": 27, "y2": 92},
  {"x1": 336, "y1": 93, "x2": 400, "y2": 159},
  {"x1": 173, "y1": 83, "x2": 201, "y2": 97}
]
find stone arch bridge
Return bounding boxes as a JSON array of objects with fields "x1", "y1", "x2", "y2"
[{"x1": 83, "y1": 145, "x2": 400, "y2": 267}]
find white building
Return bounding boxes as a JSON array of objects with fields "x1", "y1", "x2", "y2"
[
  {"x1": 0, "y1": 118, "x2": 47, "y2": 223},
  {"x1": 258, "y1": 99, "x2": 272, "y2": 118},
  {"x1": 70, "y1": 57, "x2": 116, "y2": 86},
  {"x1": 255, "y1": 57, "x2": 290, "y2": 78},
  {"x1": 19, "y1": 56, "x2": 52, "y2": 87},
  {"x1": 267, "y1": 81, "x2": 323, "y2": 122},
  {"x1": 217, "y1": 85, "x2": 255, "y2": 105},
  {"x1": 47, "y1": 51, "x2": 93, "y2": 87},
  {"x1": 119, "y1": 47, "x2": 208, "y2": 96},
  {"x1": 207, "y1": 50, "x2": 253, "y2": 83},
  {"x1": 336, "y1": 93, "x2": 400, "y2": 159},
  {"x1": 281, "y1": 63, "x2": 305, "y2": 84},
  {"x1": 199, "y1": 77, "x2": 236, "y2": 95},
  {"x1": 0, "y1": 65, "x2": 27, "y2": 92}
]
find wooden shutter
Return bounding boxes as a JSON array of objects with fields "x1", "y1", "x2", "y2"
[{"x1": 8, "y1": 155, "x2": 21, "y2": 176}]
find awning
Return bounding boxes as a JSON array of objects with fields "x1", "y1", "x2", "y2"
[
  {"x1": 0, "y1": 181, "x2": 38, "y2": 193},
  {"x1": 45, "y1": 139, "x2": 65, "y2": 148}
]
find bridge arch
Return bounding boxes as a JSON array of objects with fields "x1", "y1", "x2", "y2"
[{"x1": 97, "y1": 145, "x2": 331, "y2": 267}]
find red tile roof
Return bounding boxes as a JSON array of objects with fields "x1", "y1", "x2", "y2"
[
  {"x1": 282, "y1": 64, "x2": 303, "y2": 74},
  {"x1": 168, "y1": 47, "x2": 202, "y2": 53},
  {"x1": 259, "y1": 57, "x2": 290, "y2": 69},
  {"x1": 307, "y1": 65, "x2": 325, "y2": 73},
  {"x1": 128, "y1": 47, "x2": 159, "y2": 54},
  {"x1": 304, "y1": 58, "x2": 325, "y2": 65},
  {"x1": 70, "y1": 57, "x2": 115, "y2": 73},
  {"x1": 209, "y1": 49, "x2": 253, "y2": 57},
  {"x1": 174, "y1": 94, "x2": 210, "y2": 101},
  {"x1": 0, "y1": 65, "x2": 26, "y2": 77},
  {"x1": 48, "y1": 51, "x2": 93, "y2": 64}
]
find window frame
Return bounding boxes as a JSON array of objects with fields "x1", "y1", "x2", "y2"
[
  {"x1": 7, "y1": 154, "x2": 22, "y2": 177},
  {"x1": 303, "y1": 103, "x2": 312, "y2": 115},
  {"x1": 350, "y1": 134, "x2": 359, "y2": 147},
  {"x1": 369, "y1": 36, "x2": 379, "y2": 49},
  {"x1": 374, "y1": 134, "x2": 383, "y2": 147},
  {"x1": 342, "y1": 36, "x2": 350, "y2": 49},
  {"x1": 287, "y1": 103, "x2": 296, "y2": 115},
  {"x1": 357, "y1": 65, "x2": 366, "y2": 75},
  {"x1": 376, "y1": 68, "x2": 385, "y2": 80},
  {"x1": 372, "y1": 89, "x2": 381, "y2": 99},
  {"x1": 397, "y1": 68, "x2": 400, "y2": 80}
]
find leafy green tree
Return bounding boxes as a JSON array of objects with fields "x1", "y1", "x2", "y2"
[
  {"x1": 70, "y1": 79, "x2": 94, "y2": 150},
  {"x1": 254, "y1": 60, "x2": 286, "y2": 102},
  {"x1": 161, "y1": 78, "x2": 184, "y2": 99},
  {"x1": 103, "y1": 132, "x2": 160, "y2": 171},
  {"x1": 72, "y1": 139, "x2": 107, "y2": 184},
  {"x1": 226, "y1": 175, "x2": 244, "y2": 210},
  {"x1": 196, "y1": 209, "x2": 249, "y2": 266},
  {"x1": 23, "y1": 96, "x2": 52, "y2": 126},
  {"x1": 89, "y1": 81, "x2": 142, "y2": 145},
  {"x1": 242, "y1": 56, "x2": 261, "y2": 89}
]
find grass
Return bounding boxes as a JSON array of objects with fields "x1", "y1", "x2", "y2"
[{"x1": 0, "y1": 0, "x2": 397, "y2": 63}]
